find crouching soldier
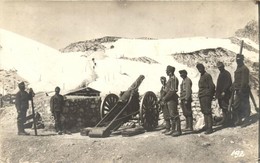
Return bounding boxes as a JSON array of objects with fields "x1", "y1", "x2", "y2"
[
  {"x1": 196, "y1": 63, "x2": 215, "y2": 134},
  {"x1": 161, "y1": 65, "x2": 181, "y2": 137},
  {"x1": 179, "y1": 70, "x2": 193, "y2": 132},
  {"x1": 50, "y1": 86, "x2": 64, "y2": 135}
]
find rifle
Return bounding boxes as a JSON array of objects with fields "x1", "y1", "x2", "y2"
[
  {"x1": 249, "y1": 89, "x2": 259, "y2": 113},
  {"x1": 227, "y1": 40, "x2": 244, "y2": 122},
  {"x1": 29, "y1": 88, "x2": 37, "y2": 136},
  {"x1": 239, "y1": 40, "x2": 258, "y2": 113}
]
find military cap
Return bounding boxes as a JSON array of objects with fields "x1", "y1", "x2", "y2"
[
  {"x1": 160, "y1": 76, "x2": 166, "y2": 81},
  {"x1": 179, "y1": 69, "x2": 187, "y2": 75},
  {"x1": 55, "y1": 86, "x2": 61, "y2": 92},
  {"x1": 196, "y1": 63, "x2": 205, "y2": 69},
  {"x1": 236, "y1": 54, "x2": 244, "y2": 60},
  {"x1": 216, "y1": 61, "x2": 224, "y2": 68},
  {"x1": 18, "y1": 82, "x2": 25, "y2": 87},
  {"x1": 166, "y1": 65, "x2": 175, "y2": 73}
]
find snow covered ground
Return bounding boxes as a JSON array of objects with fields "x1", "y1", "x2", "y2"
[{"x1": 0, "y1": 28, "x2": 258, "y2": 97}]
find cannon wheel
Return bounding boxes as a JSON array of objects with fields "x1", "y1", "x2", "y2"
[
  {"x1": 100, "y1": 93, "x2": 119, "y2": 118},
  {"x1": 139, "y1": 91, "x2": 159, "y2": 131}
]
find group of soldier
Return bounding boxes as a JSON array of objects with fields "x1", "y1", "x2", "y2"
[
  {"x1": 159, "y1": 53, "x2": 251, "y2": 136},
  {"x1": 14, "y1": 53, "x2": 251, "y2": 136},
  {"x1": 15, "y1": 82, "x2": 67, "y2": 135}
]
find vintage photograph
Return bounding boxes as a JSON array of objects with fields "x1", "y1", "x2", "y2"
[{"x1": 0, "y1": 0, "x2": 259, "y2": 162}]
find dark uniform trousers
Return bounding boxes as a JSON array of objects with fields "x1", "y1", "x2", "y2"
[
  {"x1": 53, "y1": 111, "x2": 62, "y2": 132},
  {"x1": 180, "y1": 98, "x2": 192, "y2": 117},
  {"x1": 17, "y1": 110, "x2": 27, "y2": 132},
  {"x1": 164, "y1": 99, "x2": 180, "y2": 132},
  {"x1": 233, "y1": 90, "x2": 251, "y2": 120},
  {"x1": 199, "y1": 96, "x2": 212, "y2": 115}
]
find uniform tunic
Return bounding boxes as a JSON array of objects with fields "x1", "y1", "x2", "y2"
[
  {"x1": 233, "y1": 64, "x2": 250, "y2": 118},
  {"x1": 15, "y1": 90, "x2": 30, "y2": 132},
  {"x1": 164, "y1": 75, "x2": 179, "y2": 118},
  {"x1": 50, "y1": 94, "x2": 64, "y2": 131},
  {"x1": 180, "y1": 77, "x2": 193, "y2": 117},
  {"x1": 198, "y1": 72, "x2": 215, "y2": 115},
  {"x1": 216, "y1": 69, "x2": 232, "y2": 110}
]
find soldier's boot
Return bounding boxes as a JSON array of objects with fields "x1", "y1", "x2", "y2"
[
  {"x1": 221, "y1": 110, "x2": 229, "y2": 127},
  {"x1": 162, "y1": 120, "x2": 171, "y2": 134},
  {"x1": 17, "y1": 121, "x2": 30, "y2": 135},
  {"x1": 165, "y1": 120, "x2": 175, "y2": 135},
  {"x1": 233, "y1": 112, "x2": 242, "y2": 126},
  {"x1": 205, "y1": 115, "x2": 213, "y2": 135},
  {"x1": 172, "y1": 117, "x2": 182, "y2": 137},
  {"x1": 185, "y1": 117, "x2": 189, "y2": 129},
  {"x1": 17, "y1": 121, "x2": 23, "y2": 135},
  {"x1": 183, "y1": 116, "x2": 193, "y2": 132}
]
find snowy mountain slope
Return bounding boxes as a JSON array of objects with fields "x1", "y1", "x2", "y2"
[
  {"x1": 0, "y1": 29, "x2": 96, "y2": 93},
  {"x1": 0, "y1": 28, "x2": 258, "y2": 97}
]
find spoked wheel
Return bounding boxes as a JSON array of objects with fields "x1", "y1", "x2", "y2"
[
  {"x1": 139, "y1": 91, "x2": 159, "y2": 131},
  {"x1": 100, "y1": 93, "x2": 119, "y2": 118}
]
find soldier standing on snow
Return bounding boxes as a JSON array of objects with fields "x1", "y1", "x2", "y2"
[
  {"x1": 160, "y1": 65, "x2": 182, "y2": 137},
  {"x1": 15, "y1": 82, "x2": 33, "y2": 135},
  {"x1": 196, "y1": 63, "x2": 215, "y2": 134},
  {"x1": 50, "y1": 86, "x2": 64, "y2": 135},
  {"x1": 215, "y1": 61, "x2": 232, "y2": 127},
  {"x1": 179, "y1": 69, "x2": 193, "y2": 132},
  {"x1": 232, "y1": 54, "x2": 251, "y2": 126}
]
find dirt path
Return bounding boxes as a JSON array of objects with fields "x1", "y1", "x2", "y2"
[
  {"x1": 0, "y1": 123, "x2": 258, "y2": 163},
  {"x1": 0, "y1": 106, "x2": 258, "y2": 163}
]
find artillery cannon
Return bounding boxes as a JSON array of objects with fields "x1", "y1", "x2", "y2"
[{"x1": 88, "y1": 75, "x2": 159, "y2": 138}]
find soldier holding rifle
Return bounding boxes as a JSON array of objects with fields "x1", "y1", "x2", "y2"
[
  {"x1": 15, "y1": 82, "x2": 34, "y2": 135},
  {"x1": 232, "y1": 54, "x2": 251, "y2": 126}
]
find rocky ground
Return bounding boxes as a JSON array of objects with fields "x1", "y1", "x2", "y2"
[{"x1": 0, "y1": 105, "x2": 258, "y2": 163}]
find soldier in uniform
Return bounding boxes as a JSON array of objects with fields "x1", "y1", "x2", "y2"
[
  {"x1": 232, "y1": 54, "x2": 250, "y2": 126},
  {"x1": 50, "y1": 86, "x2": 64, "y2": 135},
  {"x1": 215, "y1": 62, "x2": 232, "y2": 127},
  {"x1": 196, "y1": 63, "x2": 215, "y2": 134},
  {"x1": 159, "y1": 76, "x2": 170, "y2": 133},
  {"x1": 179, "y1": 70, "x2": 193, "y2": 132},
  {"x1": 161, "y1": 65, "x2": 181, "y2": 137},
  {"x1": 15, "y1": 82, "x2": 32, "y2": 135}
]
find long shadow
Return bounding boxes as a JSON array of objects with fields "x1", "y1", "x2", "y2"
[{"x1": 240, "y1": 113, "x2": 259, "y2": 128}]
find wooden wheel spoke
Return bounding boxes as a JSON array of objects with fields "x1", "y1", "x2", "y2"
[
  {"x1": 100, "y1": 93, "x2": 119, "y2": 118},
  {"x1": 140, "y1": 91, "x2": 159, "y2": 131}
]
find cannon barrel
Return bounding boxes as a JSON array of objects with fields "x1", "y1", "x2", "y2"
[{"x1": 119, "y1": 75, "x2": 145, "y2": 102}]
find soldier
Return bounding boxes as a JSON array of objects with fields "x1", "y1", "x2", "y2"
[
  {"x1": 179, "y1": 70, "x2": 193, "y2": 132},
  {"x1": 196, "y1": 63, "x2": 215, "y2": 134},
  {"x1": 159, "y1": 76, "x2": 170, "y2": 134},
  {"x1": 15, "y1": 82, "x2": 32, "y2": 135},
  {"x1": 50, "y1": 86, "x2": 64, "y2": 135},
  {"x1": 161, "y1": 65, "x2": 181, "y2": 137},
  {"x1": 232, "y1": 54, "x2": 251, "y2": 126},
  {"x1": 215, "y1": 62, "x2": 232, "y2": 127}
]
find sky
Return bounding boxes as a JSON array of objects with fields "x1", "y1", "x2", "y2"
[{"x1": 0, "y1": 1, "x2": 258, "y2": 50}]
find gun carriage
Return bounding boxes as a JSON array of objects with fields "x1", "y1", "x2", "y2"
[{"x1": 88, "y1": 75, "x2": 159, "y2": 138}]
